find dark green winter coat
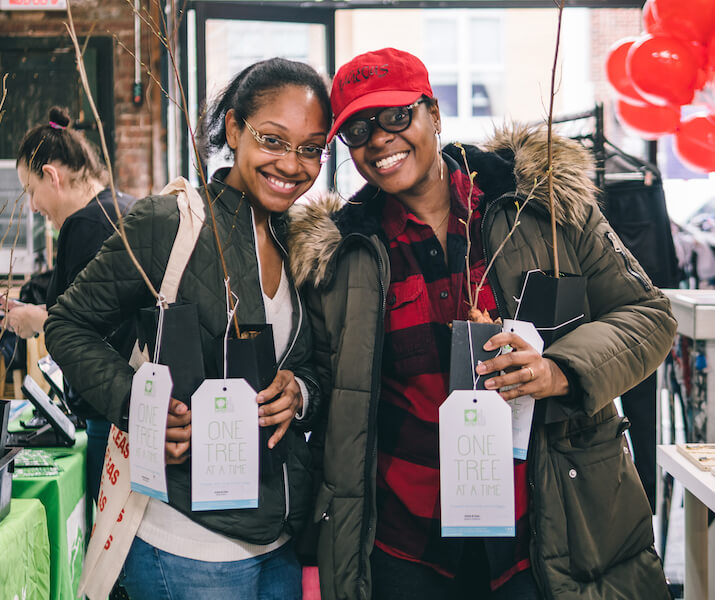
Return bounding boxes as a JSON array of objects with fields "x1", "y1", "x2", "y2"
[
  {"x1": 45, "y1": 168, "x2": 319, "y2": 545},
  {"x1": 287, "y1": 127, "x2": 676, "y2": 600}
]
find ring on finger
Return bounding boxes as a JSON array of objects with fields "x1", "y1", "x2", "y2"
[{"x1": 524, "y1": 366, "x2": 535, "y2": 382}]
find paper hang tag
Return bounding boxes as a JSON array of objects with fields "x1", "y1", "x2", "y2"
[
  {"x1": 502, "y1": 319, "x2": 544, "y2": 355},
  {"x1": 439, "y1": 390, "x2": 515, "y2": 537},
  {"x1": 501, "y1": 320, "x2": 543, "y2": 460},
  {"x1": 191, "y1": 378, "x2": 259, "y2": 511},
  {"x1": 129, "y1": 362, "x2": 172, "y2": 501}
]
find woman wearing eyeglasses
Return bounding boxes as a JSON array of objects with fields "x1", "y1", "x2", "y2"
[
  {"x1": 289, "y1": 48, "x2": 674, "y2": 600},
  {"x1": 45, "y1": 58, "x2": 330, "y2": 599}
]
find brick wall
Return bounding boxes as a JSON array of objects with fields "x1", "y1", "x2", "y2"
[{"x1": 0, "y1": 0, "x2": 164, "y2": 198}]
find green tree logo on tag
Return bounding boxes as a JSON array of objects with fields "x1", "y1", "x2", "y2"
[
  {"x1": 144, "y1": 380, "x2": 154, "y2": 396},
  {"x1": 215, "y1": 397, "x2": 227, "y2": 412},
  {"x1": 464, "y1": 409, "x2": 480, "y2": 426}
]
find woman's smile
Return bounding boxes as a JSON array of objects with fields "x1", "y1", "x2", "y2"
[
  {"x1": 261, "y1": 171, "x2": 300, "y2": 194},
  {"x1": 373, "y1": 151, "x2": 409, "y2": 172}
]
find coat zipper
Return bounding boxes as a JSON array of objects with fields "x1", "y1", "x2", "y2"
[
  {"x1": 526, "y1": 439, "x2": 553, "y2": 600},
  {"x1": 268, "y1": 215, "x2": 311, "y2": 525},
  {"x1": 282, "y1": 463, "x2": 290, "y2": 522},
  {"x1": 482, "y1": 194, "x2": 554, "y2": 597},
  {"x1": 332, "y1": 232, "x2": 386, "y2": 585},
  {"x1": 606, "y1": 231, "x2": 651, "y2": 291}
]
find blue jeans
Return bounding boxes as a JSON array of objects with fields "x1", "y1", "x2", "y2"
[{"x1": 119, "y1": 536, "x2": 302, "y2": 600}]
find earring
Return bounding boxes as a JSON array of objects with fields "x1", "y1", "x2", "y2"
[
  {"x1": 435, "y1": 130, "x2": 444, "y2": 181},
  {"x1": 333, "y1": 157, "x2": 381, "y2": 204}
]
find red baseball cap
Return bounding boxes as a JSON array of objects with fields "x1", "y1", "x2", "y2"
[{"x1": 327, "y1": 47, "x2": 433, "y2": 143}]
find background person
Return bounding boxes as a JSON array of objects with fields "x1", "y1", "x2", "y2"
[
  {"x1": 289, "y1": 47, "x2": 675, "y2": 600},
  {"x1": 2, "y1": 105, "x2": 135, "y2": 503},
  {"x1": 45, "y1": 58, "x2": 329, "y2": 599}
]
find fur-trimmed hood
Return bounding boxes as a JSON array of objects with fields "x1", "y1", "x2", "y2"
[{"x1": 288, "y1": 125, "x2": 598, "y2": 288}]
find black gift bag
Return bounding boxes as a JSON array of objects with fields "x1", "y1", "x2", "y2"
[
  {"x1": 449, "y1": 321, "x2": 502, "y2": 393},
  {"x1": 215, "y1": 323, "x2": 277, "y2": 394},
  {"x1": 216, "y1": 324, "x2": 283, "y2": 469},
  {"x1": 514, "y1": 270, "x2": 589, "y2": 348},
  {"x1": 137, "y1": 303, "x2": 205, "y2": 406}
]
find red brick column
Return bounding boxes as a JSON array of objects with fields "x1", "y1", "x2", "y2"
[{"x1": 0, "y1": 0, "x2": 165, "y2": 198}]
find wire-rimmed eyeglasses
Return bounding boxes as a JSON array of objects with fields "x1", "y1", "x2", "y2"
[{"x1": 243, "y1": 119, "x2": 330, "y2": 164}]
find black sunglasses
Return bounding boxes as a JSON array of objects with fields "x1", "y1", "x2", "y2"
[{"x1": 337, "y1": 99, "x2": 424, "y2": 148}]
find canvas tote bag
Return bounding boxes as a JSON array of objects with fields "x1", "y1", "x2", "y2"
[{"x1": 78, "y1": 178, "x2": 205, "y2": 599}]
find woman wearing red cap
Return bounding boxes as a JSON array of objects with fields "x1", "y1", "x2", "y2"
[{"x1": 289, "y1": 47, "x2": 674, "y2": 600}]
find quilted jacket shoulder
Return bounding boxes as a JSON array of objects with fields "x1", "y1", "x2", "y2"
[{"x1": 45, "y1": 171, "x2": 320, "y2": 544}]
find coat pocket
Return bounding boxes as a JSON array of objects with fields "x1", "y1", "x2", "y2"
[
  {"x1": 383, "y1": 277, "x2": 432, "y2": 378},
  {"x1": 551, "y1": 415, "x2": 654, "y2": 581},
  {"x1": 314, "y1": 482, "x2": 337, "y2": 595}
]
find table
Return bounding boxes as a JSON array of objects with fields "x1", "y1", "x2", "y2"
[
  {"x1": 11, "y1": 432, "x2": 87, "y2": 600},
  {"x1": 657, "y1": 444, "x2": 715, "y2": 600},
  {"x1": 0, "y1": 498, "x2": 50, "y2": 598},
  {"x1": 662, "y1": 289, "x2": 715, "y2": 440}
]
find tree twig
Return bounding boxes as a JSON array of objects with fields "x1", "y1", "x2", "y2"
[
  {"x1": 547, "y1": 0, "x2": 566, "y2": 278},
  {"x1": 155, "y1": 0, "x2": 241, "y2": 335},
  {"x1": 65, "y1": 0, "x2": 160, "y2": 301},
  {"x1": 455, "y1": 142, "x2": 542, "y2": 318},
  {"x1": 0, "y1": 73, "x2": 8, "y2": 126}
]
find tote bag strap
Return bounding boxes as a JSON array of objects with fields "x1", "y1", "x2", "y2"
[{"x1": 79, "y1": 178, "x2": 207, "y2": 600}]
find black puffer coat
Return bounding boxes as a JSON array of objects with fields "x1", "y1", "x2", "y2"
[{"x1": 46, "y1": 169, "x2": 319, "y2": 544}]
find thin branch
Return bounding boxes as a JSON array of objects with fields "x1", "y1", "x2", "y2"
[
  {"x1": 6, "y1": 200, "x2": 26, "y2": 301},
  {"x1": 0, "y1": 189, "x2": 24, "y2": 250},
  {"x1": 111, "y1": 33, "x2": 178, "y2": 106},
  {"x1": 0, "y1": 73, "x2": 8, "y2": 126},
  {"x1": 547, "y1": 0, "x2": 566, "y2": 278},
  {"x1": 454, "y1": 144, "x2": 477, "y2": 310},
  {"x1": 473, "y1": 175, "x2": 546, "y2": 305},
  {"x1": 65, "y1": 0, "x2": 160, "y2": 301},
  {"x1": 80, "y1": 22, "x2": 96, "y2": 57},
  {"x1": 155, "y1": 0, "x2": 241, "y2": 335},
  {"x1": 455, "y1": 142, "x2": 545, "y2": 320},
  {"x1": 0, "y1": 190, "x2": 26, "y2": 339}
]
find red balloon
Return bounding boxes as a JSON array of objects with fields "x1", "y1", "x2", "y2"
[
  {"x1": 606, "y1": 39, "x2": 648, "y2": 105},
  {"x1": 642, "y1": 1, "x2": 663, "y2": 35},
  {"x1": 627, "y1": 35, "x2": 699, "y2": 106},
  {"x1": 674, "y1": 114, "x2": 715, "y2": 172},
  {"x1": 652, "y1": 0, "x2": 715, "y2": 45},
  {"x1": 688, "y1": 42, "x2": 709, "y2": 90},
  {"x1": 690, "y1": 42, "x2": 708, "y2": 70},
  {"x1": 708, "y1": 36, "x2": 715, "y2": 71},
  {"x1": 616, "y1": 99, "x2": 681, "y2": 140}
]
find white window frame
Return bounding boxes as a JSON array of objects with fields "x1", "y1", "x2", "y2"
[{"x1": 423, "y1": 9, "x2": 505, "y2": 144}]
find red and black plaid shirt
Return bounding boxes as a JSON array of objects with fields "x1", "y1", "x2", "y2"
[{"x1": 375, "y1": 159, "x2": 531, "y2": 589}]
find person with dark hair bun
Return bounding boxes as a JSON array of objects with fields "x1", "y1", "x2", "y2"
[
  {"x1": 2, "y1": 106, "x2": 136, "y2": 506},
  {"x1": 45, "y1": 59, "x2": 330, "y2": 598}
]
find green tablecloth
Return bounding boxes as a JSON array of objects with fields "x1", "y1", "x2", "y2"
[
  {"x1": 11, "y1": 432, "x2": 87, "y2": 600},
  {"x1": 0, "y1": 498, "x2": 51, "y2": 599}
]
